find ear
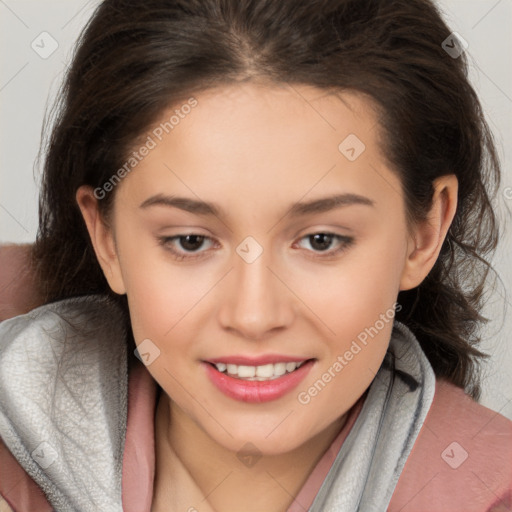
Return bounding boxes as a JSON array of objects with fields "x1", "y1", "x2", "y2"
[
  {"x1": 75, "y1": 186, "x2": 126, "y2": 295},
  {"x1": 400, "y1": 175, "x2": 458, "y2": 291}
]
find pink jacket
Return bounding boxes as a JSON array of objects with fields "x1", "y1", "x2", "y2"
[{"x1": 1, "y1": 358, "x2": 511, "y2": 511}]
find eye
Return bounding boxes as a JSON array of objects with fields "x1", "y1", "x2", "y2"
[
  {"x1": 294, "y1": 232, "x2": 354, "y2": 257},
  {"x1": 157, "y1": 234, "x2": 217, "y2": 260},
  {"x1": 157, "y1": 232, "x2": 354, "y2": 262}
]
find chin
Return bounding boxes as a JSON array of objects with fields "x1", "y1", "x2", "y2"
[{"x1": 207, "y1": 422, "x2": 307, "y2": 457}]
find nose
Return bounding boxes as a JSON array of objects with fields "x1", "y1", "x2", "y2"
[{"x1": 217, "y1": 247, "x2": 295, "y2": 341}]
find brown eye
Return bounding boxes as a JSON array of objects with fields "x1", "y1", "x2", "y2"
[
  {"x1": 294, "y1": 232, "x2": 355, "y2": 258},
  {"x1": 177, "y1": 234, "x2": 206, "y2": 251},
  {"x1": 157, "y1": 234, "x2": 217, "y2": 261},
  {"x1": 308, "y1": 233, "x2": 335, "y2": 251}
]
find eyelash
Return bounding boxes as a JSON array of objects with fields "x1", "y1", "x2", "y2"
[{"x1": 157, "y1": 232, "x2": 355, "y2": 262}]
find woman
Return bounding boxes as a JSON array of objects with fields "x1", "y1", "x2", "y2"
[{"x1": 1, "y1": 0, "x2": 510, "y2": 510}]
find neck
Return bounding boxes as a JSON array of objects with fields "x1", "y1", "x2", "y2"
[{"x1": 152, "y1": 392, "x2": 348, "y2": 512}]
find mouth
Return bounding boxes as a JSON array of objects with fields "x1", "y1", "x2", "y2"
[
  {"x1": 206, "y1": 360, "x2": 312, "y2": 381},
  {"x1": 202, "y1": 357, "x2": 317, "y2": 403}
]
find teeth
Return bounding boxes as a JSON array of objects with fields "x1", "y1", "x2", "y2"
[
  {"x1": 286, "y1": 362, "x2": 297, "y2": 372},
  {"x1": 237, "y1": 365, "x2": 256, "y2": 378},
  {"x1": 274, "y1": 363, "x2": 287, "y2": 376},
  {"x1": 256, "y1": 363, "x2": 273, "y2": 378},
  {"x1": 213, "y1": 360, "x2": 307, "y2": 380}
]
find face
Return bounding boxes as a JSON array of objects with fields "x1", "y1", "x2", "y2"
[{"x1": 83, "y1": 83, "x2": 422, "y2": 455}]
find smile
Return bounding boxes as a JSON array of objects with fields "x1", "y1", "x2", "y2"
[
  {"x1": 213, "y1": 361, "x2": 307, "y2": 381},
  {"x1": 202, "y1": 359, "x2": 316, "y2": 403}
]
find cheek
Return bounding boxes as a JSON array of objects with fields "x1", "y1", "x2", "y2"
[
  {"x1": 292, "y1": 231, "x2": 406, "y2": 331},
  {"x1": 124, "y1": 267, "x2": 208, "y2": 344},
  {"x1": 294, "y1": 252, "x2": 402, "y2": 429},
  {"x1": 115, "y1": 232, "x2": 205, "y2": 343},
  {"x1": 291, "y1": 230, "x2": 406, "y2": 397}
]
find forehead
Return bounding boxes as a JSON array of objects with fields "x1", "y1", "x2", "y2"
[
  {"x1": 173, "y1": 83, "x2": 381, "y2": 156},
  {"x1": 115, "y1": 83, "x2": 400, "y2": 215}
]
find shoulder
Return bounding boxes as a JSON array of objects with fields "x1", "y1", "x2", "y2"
[
  {"x1": 0, "y1": 295, "x2": 129, "y2": 512},
  {"x1": 389, "y1": 378, "x2": 512, "y2": 511}
]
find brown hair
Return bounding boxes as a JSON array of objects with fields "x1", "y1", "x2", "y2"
[{"x1": 33, "y1": 0, "x2": 502, "y2": 399}]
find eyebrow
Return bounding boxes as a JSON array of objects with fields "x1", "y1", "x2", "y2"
[{"x1": 139, "y1": 193, "x2": 375, "y2": 218}]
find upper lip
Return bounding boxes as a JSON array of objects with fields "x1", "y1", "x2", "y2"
[{"x1": 204, "y1": 355, "x2": 313, "y2": 366}]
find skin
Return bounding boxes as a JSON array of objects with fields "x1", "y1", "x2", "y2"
[{"x1": 76, "y1": 82, "x2": 458, "y2": 512}]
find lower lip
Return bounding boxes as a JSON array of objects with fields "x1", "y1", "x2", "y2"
[{"x1": 202, "y1": 360, "x2": 315, "y2": 403}]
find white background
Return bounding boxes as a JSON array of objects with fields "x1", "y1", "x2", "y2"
[{"x1": 0, "y1": 0, "x2": 511, "y2": 419}]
